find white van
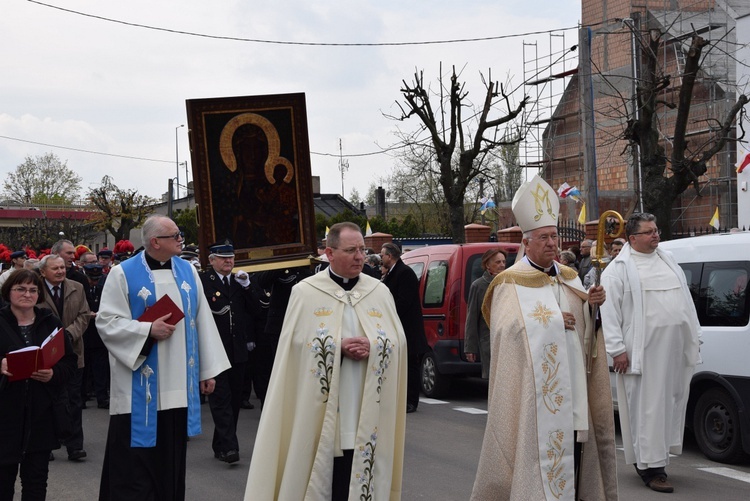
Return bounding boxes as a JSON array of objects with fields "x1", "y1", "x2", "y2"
[{"x1": 611, "y1": 231, "x2": 750, "y2": 464}]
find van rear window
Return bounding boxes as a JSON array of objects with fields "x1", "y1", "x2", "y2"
[
  {"x1": 680, "y1": 261, "x2": 749, "y2": 327},
  {"x1": 423, "y1": 260, "x2": 448, "y2": 308},
  {"x1": 701, "y1": 262, "x2": 749, "y2": 327}
]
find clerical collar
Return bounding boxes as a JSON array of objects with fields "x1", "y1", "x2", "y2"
[
  {"x1": 145, "y1": 252, "x2": 172, "y2": 270},
  {"x1": 328, "y1": 268, "x2": 359, "y2": 291},
  {"x1": 525, "y1": 256, "x2": 557, "y2": 277}
]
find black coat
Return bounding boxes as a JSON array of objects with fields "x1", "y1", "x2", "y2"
[
  {"x1": 246, "y1": 274, "x2": 271, "y2": 346},
  {"x1": 199, "y1": 269, "x2": 253, "y2": 364},
  {"x1": 84, "y1": 274, "x2": 107, "y2": 351},
  {"x1": 0, "y1": 306, "x2": 77, "y2": 463},
  {"x1": 67, "y1": 266, "x2": 91, "y2": 302},
  {"x1": 383, "y1": 259, "x2": 429, "y2": 355},
  {"x1": 257, "y1": 267, "x2": 312, "y2": 341}
]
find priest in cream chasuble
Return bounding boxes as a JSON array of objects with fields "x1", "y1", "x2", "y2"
[
  {"x1": 470, "y1": 176, "x2": 618, "y2": 501},
  {"x1": 244, "y1": 222, "x2": 407, "y2": 501}
]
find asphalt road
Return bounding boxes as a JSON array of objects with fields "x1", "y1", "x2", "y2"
[{"x1": 17, "y1": 378, "x2": 750, "y2": 500}]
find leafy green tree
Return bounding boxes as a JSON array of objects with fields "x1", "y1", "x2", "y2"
[
  {"x1": 3, "y1": 153, "x2": 82, "y2": 205},
  {"x1": 173, "y1": 207, "x2": 199, "y2": 245}
]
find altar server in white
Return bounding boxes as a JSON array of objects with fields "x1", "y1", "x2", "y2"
[{"x1": 601, "y1": 212, "x2": 701, "y2": 493}]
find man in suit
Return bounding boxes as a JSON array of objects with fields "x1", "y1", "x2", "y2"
[
  {"x1": 38, "y1": 254, "x2": 91, "y2": 461},
  {"x1": 199, "y1": 241, "x2": 254, "y2": 463},
  {"x1": 380, "y1": 242, "x2": 429, "y2": 413},
  {"x1": 51, "y1": 240, "x2": 90, "y2": 300}
]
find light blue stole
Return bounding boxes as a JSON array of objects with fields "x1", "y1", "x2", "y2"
[{"x1": 121, "y1": 252, "x2": 201, "y2": 447}]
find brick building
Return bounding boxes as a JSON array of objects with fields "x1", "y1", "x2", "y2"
[{"x1": 533, "y1": 0, "x2": 749, "y2": 232}]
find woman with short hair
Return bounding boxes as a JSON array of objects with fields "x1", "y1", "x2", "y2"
[
  {"x1": 464, "y1": 248, "x2": 507, "y2": 379},
  {"x1": 0, "y1": 270, "x2": 77, "y2": 501}
]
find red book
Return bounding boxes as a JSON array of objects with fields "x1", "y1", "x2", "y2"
[
  {"x1": 138, "y1": 294, "x2": 185, "y2": 325},
  {"x1": 6, "y1": 327, "x2": 65, "y2": 382}
]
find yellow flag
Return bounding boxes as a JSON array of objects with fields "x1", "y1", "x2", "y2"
[
  {"x1": 709, "y1": 207, "x2": 720, "y2": 230},
  {"x1": 577, "y1": 203, "x2": 587, "y2": 225},
  {"x1": 365, "y1": 221, "x2": 373, "y2": 236}
]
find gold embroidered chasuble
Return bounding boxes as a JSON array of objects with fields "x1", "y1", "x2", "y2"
[
  {"x1": 471, "y1": 261, "x2": 618, "y2": 501},
  {"x1": 244, "y1": 272, "x2": 408, "y2": 501}
]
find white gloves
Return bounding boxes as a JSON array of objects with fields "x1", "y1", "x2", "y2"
[{"x1": 235, "y1": 271, "x2": 250, "y2": 288}]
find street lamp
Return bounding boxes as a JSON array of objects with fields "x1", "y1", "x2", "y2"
[
  {"x1": 180, "y1": 161, "x2": 190, "y2": 197},
  {"x1": 175, "y1": 124, "x2": 185, "y2": 199}
]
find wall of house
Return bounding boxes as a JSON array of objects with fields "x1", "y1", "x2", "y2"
[{"x1": 542, "y1": 0, "x2": 740, "y2": 232}]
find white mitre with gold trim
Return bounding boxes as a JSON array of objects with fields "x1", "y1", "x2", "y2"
[{"x1": 512, "y1": 174, "x2": 559, "y2": 232}]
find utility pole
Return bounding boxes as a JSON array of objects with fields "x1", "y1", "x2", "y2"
[
  {"x1": 338, "y1": 139, "x2": 349, "y2": 197},
  {"x1": 579, "y1": 26, "x2": 599, "y2": 220}
]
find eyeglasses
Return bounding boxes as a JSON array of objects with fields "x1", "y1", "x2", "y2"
[
  {"x1": 11, "y1": 287, "x2": 39, "y2": 295},
  {"x1": 155, "y1": 231, "x2": 184, "y2": 241},
  {"x1": 332, "y1": 246, "x2": 367, "y2": 255},
  {"x1": 632, "y1": 229, "x2": 661, "y2": 237}
]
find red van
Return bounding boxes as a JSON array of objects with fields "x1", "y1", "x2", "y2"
[{"x1": 401, "y1": 242, "x2": 520, "y2": 397}]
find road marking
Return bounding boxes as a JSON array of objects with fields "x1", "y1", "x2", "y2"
[
  {"x1": 419, "y1": 398, "x2": 449, "y2": 405},
  {"x1": 453, "y1": 407, "x2": 488, "y2": 415},
  {"x1": 698, "y1": 467, "x2": 750, "y2": 484}
]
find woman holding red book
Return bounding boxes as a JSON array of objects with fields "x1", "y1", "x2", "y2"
[{"x1": 0, "y1": 269, "x2": 77, "y2": 501}]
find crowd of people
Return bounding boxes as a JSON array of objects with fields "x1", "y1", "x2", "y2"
[{"x1": 0, "y1": 184, "x2": 701, "y2": 499}]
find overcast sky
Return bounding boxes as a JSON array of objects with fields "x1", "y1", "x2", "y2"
[{"x1": 1, "y1": 0, "x2": 580, "y2": 203}]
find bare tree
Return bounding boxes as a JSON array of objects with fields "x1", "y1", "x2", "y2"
[
  {"x1": 88, "y1": 176, "x2": 157, "y2": 242},
  {"x1": 623, "y1": 29, "x2": 748, "y2": 237},
  {"x1": 495, "y1": 129, "x2": 523, "y2": 201},
  {"x1": 3, "y1": 153, "x2": 82, "y2": 205},
  {"x1": 385, "y1": 145, "x2": 450, "y2": 235},
  {"x1": 389, "y1": 66, "x2": 529, "y2": 242}
]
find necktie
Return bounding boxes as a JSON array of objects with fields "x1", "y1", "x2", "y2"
[
  {"x1": 223, "y1": 276, "x2": 230, "y2": 287},
  {"x1": 53, "y1": 285, "x2": 62, "y2": 312}
]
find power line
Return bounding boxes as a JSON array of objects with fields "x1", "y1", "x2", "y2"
[
  {"x1": 15, "y1": 3, "x2": 605, "y2": 161},
  {"x1": 0, "y1": 133, "x2": 398, "y2": 163},
  {"x1": 28, "y1": 0, "x2": 581, "y2": 47},
  {"x1": 0, "y1": 134, "x2": 173, "y2": 163}
]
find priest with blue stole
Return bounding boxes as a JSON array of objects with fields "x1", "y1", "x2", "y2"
[{"x1": 96, "y1": 215, "x2": 231, "y2": 501}]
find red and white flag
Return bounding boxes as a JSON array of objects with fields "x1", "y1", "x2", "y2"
[{"x1": 737, "y1": 151, "x2": 750, "y2": 174}]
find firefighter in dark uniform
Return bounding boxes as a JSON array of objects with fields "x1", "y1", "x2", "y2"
[{"x1": 199, "y1": 241, "x2": 254, "y2": 464}]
